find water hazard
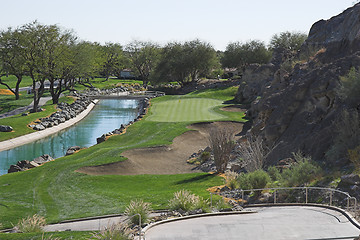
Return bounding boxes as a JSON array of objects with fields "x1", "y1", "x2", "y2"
[{"x1": 0, "y1": 99, "x2": 139, "y2": 175}]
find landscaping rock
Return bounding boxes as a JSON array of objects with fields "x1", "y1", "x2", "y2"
[
  {"x1": 66, "y1": 146, "x2": 81, "y2": 156},
  {"x1": 0, "y1": 125, "x2": 13, "y2": 132},
  {"x1": 33, "y1": 154, "x2": 53, "y2": 165}
]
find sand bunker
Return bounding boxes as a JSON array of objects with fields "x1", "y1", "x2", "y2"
[{"x1": 77, "y1": 121, "x2": 243, "y2": 175}]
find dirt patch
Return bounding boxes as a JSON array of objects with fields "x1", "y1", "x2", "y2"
[
  {"x1": 220, "y1": 105, "x2": 246, "y2": 113},
  {"x1": 76, "y1": 121, "x2": 243, "y2": 175}
]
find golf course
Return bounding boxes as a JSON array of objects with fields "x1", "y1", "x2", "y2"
[{"x1": 0, "y1": 86, "x2": 245, "y2": 239}]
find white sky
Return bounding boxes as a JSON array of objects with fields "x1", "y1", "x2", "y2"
[{"x1": 0, "y1": 0, "x2": 356, "y2": 50}]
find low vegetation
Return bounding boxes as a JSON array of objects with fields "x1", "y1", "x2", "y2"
[
  {"x1": 124, "y1": 199, "x2": 152, "y2": 225},
  {"x1": 15, "y1": 214, "x2": 46, "y2": 233},
  {"x1": 168, "y1": 189, "x2": 210, "y2": 213},
  {"x1": 90, "y1": 223, "x2": 132, "y2": 240}
]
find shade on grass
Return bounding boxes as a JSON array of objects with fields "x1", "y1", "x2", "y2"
[{"x1": 147, "y1": 98, "x2": 226, "y2": 122}]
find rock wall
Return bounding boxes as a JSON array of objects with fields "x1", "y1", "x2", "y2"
[{"x1": 241, "y1": 3, "x2": 360, "y2": 167}]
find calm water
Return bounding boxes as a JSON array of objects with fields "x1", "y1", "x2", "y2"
[{"x1": 0, "y1": 99, "x2": 139, "y2": 175}]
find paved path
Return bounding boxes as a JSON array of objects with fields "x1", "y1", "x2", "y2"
[
  {"x1": 0, "y1": 100, "x2": 98, "y2": 152},
  {"x1": 0, "y1": 96, "x2": 52, "y2": 119},
  {"x1": 144, "y1": 206, "x2": 360, "y2": 240}
]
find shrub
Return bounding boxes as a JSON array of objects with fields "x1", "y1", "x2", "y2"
[
  {"x1": 15, "y1": 214, "x2": 46, "y2": 233},
  {"x1": 200, "y1": 151, "x2": 211, "y2": 163},
  {"x1": 168, "y1": 189, "x2": 209, "y2": 212},
  {"x1": 90, "y1": 223, "x2": 132, "y2": 240},
  {"x1": 213, "y1": 198, "x2": 232, "y2": 211},
  {"x1": 41, "y1": 234, "x2": 61, "y2": 240},
  {"x1": 337, "y1": 67, "x2": 360, "y2": 107},
  {"x1": 281, "y1": 152, "x2": 321, "y2": 187},
  {"x1": 267, "y1": 166, "x2": 282, "y2": 182},
  {"x1": 124, "y1": 199, "x2": 152, "y2": 225},
  {"x1": 208, "y1": 127, "x2": 235, "y2": 173},
  {"x1": 224, "y1": 171, "x2": 239, "y2": 190},
  {"x1": 237, "y1": 170, "x2": 270, "y2": 190}
]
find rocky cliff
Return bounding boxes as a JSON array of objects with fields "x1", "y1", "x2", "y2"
[{"x1": 240, "y1": 3, "x2": 360, "y2": 167}]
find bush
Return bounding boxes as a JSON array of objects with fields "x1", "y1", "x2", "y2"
[
  {"x1": 168, "y1": 190, "x2": 209, "y2": 212},
  {"x1": 15, "y1": 214, "x2": 46, "y2": 233},
  {"x1": 224, "y1": 171, "x2": 239, "y2": 190},
  {"x1": 281, "y1": 152, "x2": 321, "y2": 187},
  {"x1": 337, "y1": 67, "x2": 360, "y2": 107},
  {"x1": 124, "y1": 199, "x2": 152, "y2": 225},
  {"x1": 200, "y1": 151, "x2": 211, "y2": 163},
  {"x1": 267, "y1": 166, "x2": 282, "y2": 182},
  {"x1": 90, "y1": 223, "x2": 132, "y2": 240},
  {"x1": 213, "y1": 198, "x2": 232, "y2": 211},
  {"x1": 237, "y1": 170, "x2": 270, "y2": 190}
]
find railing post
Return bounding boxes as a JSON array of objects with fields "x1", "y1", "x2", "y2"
[
  {"x1": 241, "y1": 189, "x2": 244, "y2": 200},
  {"x1": 329, "y1": 190, "x2": 333, "y2": 206},
  {"x1": 274, "y1": 190, "x2": 277, "y2": 204},
  {"x1": 305, "y1": 187, "x2": 308, "y2": 204},
  {"x1": 347, "y1": 197, "x2": 350, "y2": 210},
  {"x1": 210, "y1": 193, "x2": 213, "y2": 208}
]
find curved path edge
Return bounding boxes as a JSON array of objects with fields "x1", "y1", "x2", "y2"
[
  {"x1": 0, "y1": 100, "x2": 99, "y2": 152},
  {"x1": 243, "y1": 202, "x2": 360, "y2": 230}
]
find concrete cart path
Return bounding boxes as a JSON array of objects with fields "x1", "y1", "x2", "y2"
[
  {"x1": 0, "y1": 96, "x2": 52, "y2": 119},
  {"x1": 0, "y1": 100, "x2": 98, "y2": 152},
  {"x1": 144, "y1": 206, "x2": 360, "y2": 240}
]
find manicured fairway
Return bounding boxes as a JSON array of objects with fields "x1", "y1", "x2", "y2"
[{"x1": 147, "y1": 98, "x2": 226, "y2": 122}]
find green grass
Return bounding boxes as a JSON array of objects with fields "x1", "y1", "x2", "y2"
[
  {"x1": 0, "y1": 76, "x2": 33, "y2": 90},
  {"x1": 0, "y1": 96, "x2": 75, "y2": 142},
  {"x1": 0, "y1": 86, "x2": 244, "y2": 230},
  {"x1": 147, "y1": 98, "x2": 226, "y2": 122},
  {"x1": 0, "y1": 92, "x2": 34, "y2": 114}
]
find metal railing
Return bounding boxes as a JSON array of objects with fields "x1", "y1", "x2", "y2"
[{"x1": 210, "y1": 186, "x2": 357, "y2": 212}]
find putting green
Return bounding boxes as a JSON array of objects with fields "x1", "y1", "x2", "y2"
[{"x1": 147, "y1": 98, "x2": 227, "y2": 122}]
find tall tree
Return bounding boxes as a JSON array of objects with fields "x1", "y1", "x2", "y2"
[
  {"x1": 126, "y1": 40, "x2": 160, "y2": 86},
  {"x1": 0, "y1": 27, "x2": 27, "y2": 99},
  {"x1": 153, "y1": 39, "x2": 218, "y2": 86},
  {"x1": 269, "y1": 31, "x2": 307, "y2": 52},
  {"x1": 221, "y1": 40, "x2": 271, "y2": 69},
  {"x1": 99, "y1": 42, "x2": 125, "y2": 81}
]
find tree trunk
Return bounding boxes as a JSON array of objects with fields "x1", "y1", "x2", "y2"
[{"x1": 32, "y1": 80, "x2": 45, "y2": 112}]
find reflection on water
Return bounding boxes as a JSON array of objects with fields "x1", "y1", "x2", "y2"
[{"x1": 0, "y1": 99, "x2": 139, "y2": 175}]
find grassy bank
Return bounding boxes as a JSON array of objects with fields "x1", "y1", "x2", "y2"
[
  {"x1": 0, "y1": 96, "x2": 75, "y2": 142},
  {"x1": 0, "y1": 86, "x2": 244, "y2": 229}
]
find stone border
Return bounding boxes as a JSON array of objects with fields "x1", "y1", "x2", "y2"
[{"x1": 0, "y1": 100, "x2": 99, "y2": 152}]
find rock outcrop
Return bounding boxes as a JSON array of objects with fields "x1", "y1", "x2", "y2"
[{"x1": 240, "y1": 3, "x2": 360, "y2": 167}]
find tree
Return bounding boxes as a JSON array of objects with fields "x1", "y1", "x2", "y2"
[
  {"x1": 0, "y1": 27, "x2": 27, "y2": 99},
  {"x1": 208, "y1": 126, "x2": 236, "y2": 173},
  {"x1": 126, "y1": 40, "x2": 160, "y2": 86},
  {"x1": 269, "y1": 31, "x2": 307, "y2": 52},
  {"x1": 99, "y1": 42, "x2": 128, "y2": 81},
  {"x1": 221, "y1": 40, "x2": 271, "y2": 69},
  {"x1": 153, "y1": 39, "x2": 218, "y2": 86}
]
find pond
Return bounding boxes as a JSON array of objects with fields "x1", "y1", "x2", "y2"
[{"x1": 0, "y1": 99, "x2": 139, "y2": 175}]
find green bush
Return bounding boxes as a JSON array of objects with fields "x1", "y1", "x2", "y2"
[
  {"x1": 124, "y1": 199, "x2": 152, "y2": 225},
  {"x1": 280, "y1": 152, "x2": 321, "y2": 187},
  {"x1": 213, "y1": 198, "x2": 232, "y2": 211},
  {"x1": 168, "y1": 189, "x2": 209, "y2": 212},
  {"x1": 267, "y1": 166, "x2": 282, "y2": 182},
  {"x1": 15, "y1": 214, "x2": 46, "y2": 233},
  {"x1": 90, "y1": 223, "x2": 132, "y2": 240},
  {"x1": 200, "y1": 151, "x2": 211, "y2": 163},
  {"x1": 237, "y1": 170, "x2": 270, "y2": 190},
  {"x1": 224, "y1": 171, "x2": 239, "y2": 190}
]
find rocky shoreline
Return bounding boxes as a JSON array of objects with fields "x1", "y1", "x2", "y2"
[{"x1": 29, "y1": 96, "x2": 92, "y2": 131}]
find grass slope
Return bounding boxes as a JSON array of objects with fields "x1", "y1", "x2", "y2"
[{"x1": 0, "y1": 86, "x2": 243, "y2": 229}]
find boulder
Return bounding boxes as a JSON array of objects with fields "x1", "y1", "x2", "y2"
[
  {"x1": 340, "y1": 174, "x2": 360, "y2": 185},
  {"x1": 66, "y1": 146, "x2": 81, "y2": 156},
  {"x1": 96, "y1": 135, "x2": 106, "y2": 144},
  {"x1": 8, "y1": 164, "x2": 22, "y2": 173},
  {"x1": 0, "y1": 125, "x2": 13, "y2": 132},
  {"x1": 33, "y1": 154, "x2": 53, "y2": 165}
]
